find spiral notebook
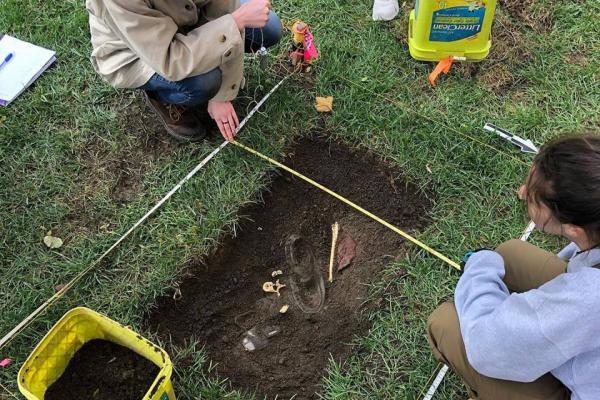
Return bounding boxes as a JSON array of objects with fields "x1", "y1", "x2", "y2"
[{"x1": 0, "y1": 34, "x2": 56, "y2": 106}]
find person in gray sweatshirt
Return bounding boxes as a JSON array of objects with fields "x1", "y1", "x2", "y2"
[{"x1": 427, "y1": 135, "x2": 600, "y2": 400}]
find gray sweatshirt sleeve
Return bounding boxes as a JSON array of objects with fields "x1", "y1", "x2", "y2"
[
  {"x1": 558, "y1": 242, "x2": 579, "y2": 260},
  {"x1": 455, "y1": 250, "x2": 600, "y2": 382}
]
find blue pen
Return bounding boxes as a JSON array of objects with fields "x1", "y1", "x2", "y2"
[{"x1": 0, "y1": 53, "x2": 14, "y2": 71}]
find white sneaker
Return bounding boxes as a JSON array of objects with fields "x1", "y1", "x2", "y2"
[{"x1": 372, "y1": 0, "x2": 400, "y2": 21}]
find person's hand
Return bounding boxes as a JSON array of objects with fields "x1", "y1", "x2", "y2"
[
  {"x1": 460, "y1": 248, "x2": 492, "y2": 271},
  {"x1": 232, "y1": 0, "x2": 270, "y2": 30},
  {"x1": 207, "y1": 100, "x2": 239, "y2": 142}
]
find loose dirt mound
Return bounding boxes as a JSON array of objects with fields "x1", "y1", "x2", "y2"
[
  {"x1": 45, "y1": 339, "x2": 159, "y2": 400},
  {"x1": 147, "y1": 137, "x2": 431, "y2": 399}
]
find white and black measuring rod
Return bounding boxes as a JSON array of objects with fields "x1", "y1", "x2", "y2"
[{"x1": 484, "y1": 123, "x2": 538, "y2": 154}]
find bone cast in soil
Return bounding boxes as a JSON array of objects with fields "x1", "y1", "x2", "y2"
[
  {"x1": 147, "y1": 136, "x2": 432, "y2": 399},
  {"x1": 45, "y1": 339, "x2": 159, "y2": 400}
]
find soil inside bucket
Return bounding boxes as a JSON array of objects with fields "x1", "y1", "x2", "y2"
[
  {"x1": 45, "y1": 339, "x2": 159, "y2": 400},
  {"x1": 146, "y1": 136, "x2": 432, "y2": 399}
]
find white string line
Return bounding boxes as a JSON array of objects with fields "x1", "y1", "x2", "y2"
[
  {"x1": 0, "y1": 381, "x2": 19, "y2": 399},
  {"x1": 422, "y1": 364, "x2": 449, "y2": 400},
  {"x1": 0, "y1": 75, "x2": 290, "y2": 352}
]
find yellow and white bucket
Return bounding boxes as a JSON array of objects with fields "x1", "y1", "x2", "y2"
[
  {"x1": 409, "y1": 0, "x2": 497, "y2": 61},
  {"x1": 18, "y1": 307, "x2": 175, "y2": 400}
]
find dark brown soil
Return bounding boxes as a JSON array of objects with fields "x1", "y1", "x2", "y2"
[
  {"x1": 147, "y1": 136, "x2": 431, "y2": 399},
  {"x1": 45, "y1": 339, "x2": 159, "y2": 400}
]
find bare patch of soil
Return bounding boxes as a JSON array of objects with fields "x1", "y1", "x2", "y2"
[
  {"x1": 454, "y1": 12, "x2": 533, "y2": 92},
  {"x1": 499, "y1": 0, "x2": 554, "y2": 32},
  {"x1": 564, "y1": 42, "x2": 593, "y2": 67},
  {"x1": 146, "y1": 136, "x2": 432, "y2": 399},
  {"x1": 65, "y1": 96, "x2": 177, "y2": 234},
  {"x1": 111, "y1": 169, "x2": 144, "y2": 204}
]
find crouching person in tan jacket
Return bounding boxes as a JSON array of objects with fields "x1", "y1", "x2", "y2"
[{"x1": 86, "y1": 0, "x2": 282, "y2": 142}]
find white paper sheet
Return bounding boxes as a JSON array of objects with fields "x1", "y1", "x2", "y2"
[{"x1": 0, "y1": 35, "x2": 56, "y2": 106}]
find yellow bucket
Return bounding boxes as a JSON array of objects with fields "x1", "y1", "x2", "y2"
[
  {"x1": 17, "y1": 307, "x2": 175, "y2": 400},
  {"x1": 409, "y1": 0, "x2": 497, "y2": 61}
]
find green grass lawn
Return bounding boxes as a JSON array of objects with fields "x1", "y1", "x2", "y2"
[{"x1": 1, "y1": 0, "x2": 598, "y2": 398}]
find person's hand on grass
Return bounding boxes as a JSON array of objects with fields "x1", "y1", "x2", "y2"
[
  {"x1": 208, "y1": 99, "x2": 239, "y2": 142},
  {"x1": 232, "y1": 0, "x2": 271, "y2": 29}
]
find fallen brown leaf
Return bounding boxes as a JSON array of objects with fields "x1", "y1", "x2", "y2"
[
  {"x1": 337, "y1": 236, "x2": 357, "y2": 271},
  {"x1": 315, "y1": 96, "x2": 334, "y2": 113}
]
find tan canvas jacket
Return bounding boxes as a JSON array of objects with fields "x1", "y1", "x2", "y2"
[{"x1": 86, "y1": 0, "x2": 244, "y2": 101}]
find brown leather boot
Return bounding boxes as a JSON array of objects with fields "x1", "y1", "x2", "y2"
[{"x1": 143, "y1": 91, "x2": 207, "y2": 142}]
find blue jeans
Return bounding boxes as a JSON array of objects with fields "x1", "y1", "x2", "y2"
[{"x1": 141, "y1": 4, "x2": 282, "y2": 106}]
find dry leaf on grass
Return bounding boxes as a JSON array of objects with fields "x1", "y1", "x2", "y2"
[
  {"x1": 337, "y1": 236, "x2": 357, "y2": 271},
  {"x1": 315, "y1": 96, "x2": 334, "y2": 113}
]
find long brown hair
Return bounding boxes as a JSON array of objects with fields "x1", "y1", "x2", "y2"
[{"x1": 526, "y1": 135, "x2": 600, "y2": 245}]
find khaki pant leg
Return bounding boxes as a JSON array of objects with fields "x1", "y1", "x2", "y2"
[
  {"x1": 496, "y1": 239, "x2": 568, "y2": 292},
  {"x1": 427, "y1": 302, "x2": 570, "y2": 400}
]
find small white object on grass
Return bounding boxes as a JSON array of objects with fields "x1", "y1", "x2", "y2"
[
  {"x1": 372, "y1": 0, "x2": 400, "y2": 21},
  {"x1": 43, "y1": 231, "x2": 63, "y2": 249},
  {"x1": 521, "y1": 220, "x2": 536, "y2": 241},
  {"x1": 484, "y1": 123, "x2": 539, "y2": 154}
]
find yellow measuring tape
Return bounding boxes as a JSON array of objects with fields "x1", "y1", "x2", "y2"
[{"x1": 231, "y1": 140, "x2": 462, "y2": 271}]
